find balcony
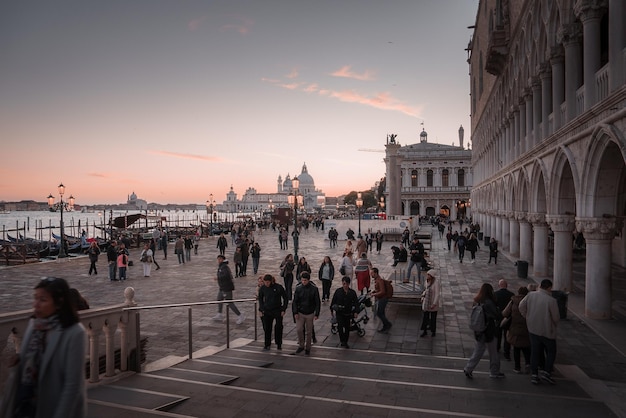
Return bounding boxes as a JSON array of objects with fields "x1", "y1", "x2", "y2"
[{"x1": 485, "y1": 28, "x2": 508, "y2": 76}]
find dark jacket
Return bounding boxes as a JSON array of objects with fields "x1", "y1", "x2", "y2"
[
  {"x1": 296, "y1": 261, "x2": 311, "y2": 280},
  {"x1": 88, "y1": 246, "x2": 100, "y2": 262},
  {"x1": 106, "y1": 245, "x2": 117, "y2": 262},
  {"x1": 330, "y1": 287, "x2": 359, "y2": 317},
  {"x1": 258, "y1": 283, "x2": 288, "y2": 313},
  {"x1": 250, "y1": 244, "x2": 261, "y2": 259},
  {"x1": 216, "y1": 260, "x2": 235, "y2": 292},
  {"x1": 318, "y1": 262, "x2": 335, "y2": 281},
  {"x1": 217, "y1": 236, "x2": 228, "y2": 250},
  {"x1": 292, "y1": 282, "x2": 321, "y2": 316},
  {"x1": 504, "y1": 295, "x2": 530, "y2": 347}
]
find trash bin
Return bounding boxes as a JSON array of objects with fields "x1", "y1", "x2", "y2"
[
  {"x1": 516, "y1": 260, "x2": 528, "y2": 279},
  {"x1": 478, "y1": 232, "x2": 483, "y2": 241},
  {"x1": 552, "y1": 290, "x2": 568, "y2": 319},
  {"x1": 484, "y1": 235, "x2": 491, "y2": 246}
]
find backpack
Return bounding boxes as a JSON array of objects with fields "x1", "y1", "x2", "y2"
[
  {"x1": 383, "y1": 279, "x2": 394, "y2": 298},
  {"x1": 469, "y1": 303, "x2": 487, "y2": 332}
]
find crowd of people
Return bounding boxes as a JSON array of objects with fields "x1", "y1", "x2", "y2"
[{"x1": 0, "y1": 217, "x2": 568, "y2": 418}]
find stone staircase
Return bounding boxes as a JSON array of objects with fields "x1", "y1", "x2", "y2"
[{"x1": 86, "y1": 341, "x2": 616, "y2": 418}]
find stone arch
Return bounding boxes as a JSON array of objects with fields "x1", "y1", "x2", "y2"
[
  {"x1": 549, "y1": 146, "x2": 580, "y2": 215},
  {"x1": 529, "y1": 160, "x2": 549, "y2": 213},
  {"x1": 579, "y1": 124, "x2": 626, "y2": 217},
  {"x1": 515, "y1": 167, "x2": 531, "y2": 212},
  {"x1": 504, "y1": 174, "x2": 515, "y2": 212},
  {"x1": 409, "y1": 201, "x2": 420, "y2": 217}
]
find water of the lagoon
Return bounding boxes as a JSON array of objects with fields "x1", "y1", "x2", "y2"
[{"x1": 0, "y1": 209, "x2": 245, "y2": 241}]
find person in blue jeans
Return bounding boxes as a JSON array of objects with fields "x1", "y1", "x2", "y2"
[
  {"x1": 371, "y1": 268, "x2": 392, "y2": 333},
  {"x1": 406, "y1": 237, "x2": 423, "y2": 284}
]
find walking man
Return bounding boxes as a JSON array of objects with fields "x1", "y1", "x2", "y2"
[
  {"x1": 213, "y1": 255, "x2": 246, "y2": 324},
  {"x1": 292, "y1": 273, "x2": 320, "y2": 355},
  {"x1": 519, "y1": 279, "x2": 560, "y2": 385},
  {"x1": 370, "y1": 267, "x2": 392, "y2": 333},
  {"x1": 494, "y1": 279, "x2": 515, "y2": 360},
  {"x1": 106, "y1": 240, "x2": 118, "y2": 281},
  {"x1": 330, "y1": 276, "x2": 359, "y2": 348},
  {"x1": 406, "y1": 237, "x2": 423, "y2": 284},
  {"x1": 258, "y1": 274, "x2": 288, "y2": 351}
]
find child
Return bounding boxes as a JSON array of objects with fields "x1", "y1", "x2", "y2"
[{"x1": 117, "y1": 249, "x2": 129, "y2": 281}]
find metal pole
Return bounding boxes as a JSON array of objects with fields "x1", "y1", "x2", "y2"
[
  {"x1": 58, "y1": 195, "x2": 67, "y2": 258},
  {"x1": 226, "y1": 307, "x2": 230, "y2": 348},
  {"x1": 188, "y1": 307, "x2": 193, "y2": 359}
]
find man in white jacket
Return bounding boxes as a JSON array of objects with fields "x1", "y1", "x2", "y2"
[{"x1": 519, "y1": 279, "x2": 560, "y2": 385}]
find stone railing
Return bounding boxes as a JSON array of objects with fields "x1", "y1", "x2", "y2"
[
  {"x1": 596, "y1": 63, "x2": 610, "y2": 103},
  {"x1": 0, "y1": 288, "x2": 138, "y2": 384},
  {"x1": 0, "y1": 290, "x2": 259, "y2": 385}
]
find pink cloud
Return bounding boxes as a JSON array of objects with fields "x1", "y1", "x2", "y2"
[
  {"x1": 262, "y1": 75, "x2": 421, "y2": 117},
  {"x1": 151, "y1": 151, "x2": 221, "y2": 162},
  {"x1": 87, "y1": 172, "x2": 110, "y2": 178},
  {"x1": 220, "y1": 16, "x2": 254, "y2": 35},
  {"x1": 330, "y1": 65, "x2": 376, "y2": 81},
  {"x1": 188, "y1": 16, "x2": 207, "y2": 31},
  {"x1": 285, "y1": 68, "x2": 299, "y2": 79}
]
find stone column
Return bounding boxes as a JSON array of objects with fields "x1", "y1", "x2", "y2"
[
  {"x1": 518, "y1": 213, "x2": 534, "y2": 263},
  {"x1": 540, "y1": 63, "x2": 552, "y2": 138},
  {"x1": 519, "y1": 97, "x2": 527, "y2": 154},
  {"x1": 524, "y1": 89, "x2": 533, "y2": 153},
  {"x1": 531, "y1": 77, "x2": 542, "y2": 146},
  {"x1": 559, "y1": 23, "x2": 583, "y2": 122},
  {"x1": 495, "y1": 213, "x2": 503, "y2": 244},
  {"x1": 576, "y1": 216, "x2": 622, "y2": 319},
  {"x1": 550, "y1": 49, "x2": 565, "y2": 131},
  {"x1": 513, "y1": 106, "x2": 520, "y2": 160},
  {"x1": 501, "y1": 214, "x2": 510, "y2": 252},
  {"x1": 608, "y1": 0, "x2": 625, "y2": 91},
  {"x1": 509, "y1": 212, "x2": 520, "y2": 257},
  {"x1": 490, "y1": 211, "x2": 497, "y2": 242},
  {"x1": 575, "y1": 0, "x2": 607, "y2": 110},
  {"x1": 546, "y1": 214, "x2": 576, "y2": 291},
  {"x1": 529, "y1": 213, "x2": 549, "y2": 276}
]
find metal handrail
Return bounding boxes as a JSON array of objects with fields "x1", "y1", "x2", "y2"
[{"x1": 124, "y1": 298, "x2": 258, "y2": 370}]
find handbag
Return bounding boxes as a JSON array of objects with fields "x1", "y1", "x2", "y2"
[
  {"x1": 500, "y1": 316, "x2": 511, "y2": 329},
  {"x1": 339, "y1": 265, "x2": 346, "y2": 276}
]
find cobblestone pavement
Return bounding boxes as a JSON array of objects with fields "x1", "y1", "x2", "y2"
[{"x1": 2, "y1": 224, "x2": 625, "y2": 391}]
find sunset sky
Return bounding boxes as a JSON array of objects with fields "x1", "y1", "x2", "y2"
[{"x1": 1, "y1": 0, "x2": 478, "y2": 205}]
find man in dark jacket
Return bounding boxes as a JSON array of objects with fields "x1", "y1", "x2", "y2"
[
  {"x1": 495, "y1": 279, "x2": 515, "y2": 360},
  {"x1": 213, "y1": 255, "x2": 245, "y2": 324},
  {"x1": 258, "y1": 274, "x2": 288, "y2": 350},
  {"x1": 330, "y1": 276, "x2": 359, "y2": 348},
  {"x1": 292, "y1": 272, "x2": 320, "y2": 355}
]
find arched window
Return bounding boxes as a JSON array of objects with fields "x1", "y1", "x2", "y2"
[
  {"x1": 411, "y1": 170, "x2": 418, "y2": 187},
  {"x1": 442, "y1": 169, "x2": 449, "y2": 187},
  {"x1": 458, "y1": 169, "x2": 465, "y2": 187},
  {"x1": 427, "y1": 170, "x2": 434, "y2": 187}
]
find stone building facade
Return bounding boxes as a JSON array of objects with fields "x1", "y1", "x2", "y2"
[
  {"x1": 469, "y1": 0, "x2": 625, "y2": 319},
  {"x1": 385, "y1": 128, "x2": 473, "y2": 219}
]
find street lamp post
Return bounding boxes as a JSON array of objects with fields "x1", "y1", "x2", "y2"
[
  {"x1": 206, "y1": 194, "x2": 214, "y2": 236},
  {"x1": 47, "y1": 183, "x2": 73, "y2": 258},
  {"x1": 288, "y1": 176, "x2": 301, "y2": 262},
  {"x1": 356, "y1": 192, "x2": 363, "y2": 238},
  {"x1": 380, "y1": 196, "x2": 385, "y2": 216}
]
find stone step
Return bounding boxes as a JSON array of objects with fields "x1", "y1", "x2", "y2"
[{"x1": 93, "y1": 342, "x2": 614, "y2": 418}]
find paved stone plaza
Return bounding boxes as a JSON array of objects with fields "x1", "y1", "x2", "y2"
[{"x1": 1, "y1": 225, "x2": 625, "y2": 416}]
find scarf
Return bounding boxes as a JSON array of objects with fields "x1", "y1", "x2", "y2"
[{"x1": 14, "y1": 315, "x2": 60, "y2": 417}]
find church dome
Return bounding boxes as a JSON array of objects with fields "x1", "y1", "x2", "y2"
[{"x1": 297, "y1": 163, "x2": 314, "y2": 187}]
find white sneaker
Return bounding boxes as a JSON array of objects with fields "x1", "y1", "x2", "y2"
[
  {"x1": 212, "y1": 313, "x2": 223, "y2": 321},
  {"x1": 236, "y1": 314, "x2": 246, "y2": 325}
]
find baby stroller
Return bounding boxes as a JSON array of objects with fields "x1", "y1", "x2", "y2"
[{"x1": 331, "y1": 293, "x2": 372, "y2": 337}]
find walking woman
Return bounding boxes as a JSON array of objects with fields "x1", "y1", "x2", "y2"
[
  {"x1": 503, "y1": 286, "x2": 532, "y2": 374},
  {"x1": 87, "y1": 241, "x2": 100, "y2": 275},
  {"x1": 420, "y1": 270, "x2": 441, "y2": 337},
  {"x1": 279, "y1": 254, "x2": 296, "y2": 301},
  {"x1": 318, "y1": 256, "x2": 335, "y2": 302},
  {"x1": 296, "y1": 256, "x2": 312, "y2": 284},
  {"x1": 463, "y1": 283, "x2": 505, "y2": 379},
  {"x1": 140, "y1": 242, "x2": 154, "y2": 277},
  {"x1": 1, "y1": 277, "x2": 86, "y2": 418},
  {"x1": 467, "y1": 233, "x2": 480, "y2": 263}
]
